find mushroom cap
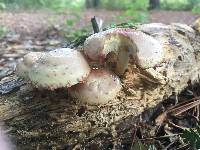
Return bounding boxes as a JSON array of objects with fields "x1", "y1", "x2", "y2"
[
  {"x1": 0, "y1": 127, "x2": 12, "y2": 150},
  {"x1": 69, "y1": 68, "x2": 122, "y2": 105},
  {"x1": 16, "y1": 52, "x2": 43, "y2": 80},
  {"x1": 138, "y1": 23, "x2": 170, "y2": 34},
  {"x1": 84, "y1": 28, "x2": 163, "y2": 71},
  {"x1": 192, "y1": 17, "x2": 200, "y2": 32},
  {"x1": 29, "y1": 48, "x2": 91, "y2": 90}
]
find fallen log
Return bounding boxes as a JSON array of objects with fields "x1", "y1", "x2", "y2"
[{"x1": 1, "y1": 19, "x2": 200, "y2": 149}]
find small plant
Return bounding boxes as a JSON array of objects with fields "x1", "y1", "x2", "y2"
[
  {"x1": 161, "y1": 0, "x2": 200, "y2": 11},
  {"x1": 0, "y1": 26, "x2": 7, "y2": 39},
  {"x1": 161, "y1": 0, "x2": 190, "y2": 10},
  {"x1": 0, "y1": 0, "x2": 85, "y2": 11},
  {"x1": 181, "y1": 126, "x2": 200, "y2": 149},
  {"x1": 63, "y1": 11, "x2": 88, "y2": 41},
  {"x1": 99, "y1": 0, "x2": 149, "y2": 23},
  {"x1": 64, "y1": 28, "x2": 89, "y2": 45},
  {"x1": 109, "y1": 22, "x2": 138, "y2": 30},
  {"x1": 66, "y1": 12, "x2": 81, "y2": 27},
  {"x1": 120, "y1": 0, "x2": 149, "y2": 23},
  {"x1": 0, "y1": 2, "x2": 6, "y2": 10},
  {"x1": 132, "y1": 139, "x2": 157, "y2": 150},
  {"x1": 192, "y1": 4, "x2": 200, "y2": 13}
]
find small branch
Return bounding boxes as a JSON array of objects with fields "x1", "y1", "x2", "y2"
[{"x1": 91, "y1": 16, "x2": 103, "y2": 33}]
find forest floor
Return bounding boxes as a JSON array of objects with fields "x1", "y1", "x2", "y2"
[
  {"x1": 0, "y1": 9, "x2": 198, "y2": 55},
  {"x1": 0, "y1": 9, "x2": 198, "y2": 65},
  {"x1": 0, "y1": 9, "x2": 199, "y2": 37}
]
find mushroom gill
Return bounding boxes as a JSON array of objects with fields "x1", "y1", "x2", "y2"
[{"x1": 68, "y1": 68, "x2": 122, "y2": 105}]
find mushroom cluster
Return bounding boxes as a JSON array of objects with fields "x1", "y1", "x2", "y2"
[
  {"x1": 84, "y1": 28, "x2": 163, "y2": 75},
  {"x1": 16, "y1": 47, "x2": 122, "y2": 104},
  {"x1": 16, "y1": 28, "x2": 164, "y2": 105}
]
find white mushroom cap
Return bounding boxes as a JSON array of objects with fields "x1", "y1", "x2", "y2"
[
  {"x1": 138, "y1": 23, "x2": 170, "y2": 34},
  {"x1": 29, "y1": 48, "x2": 91, "y2": 90},
  {"x1": 84, "y1": 28, "x2": 163, "y2": 74},
  {"x1": 69, "y1": 68, "x2": 122, "y2": 105},
  {"x1": 16, "y1": 52, "x2": 43, "y2": 79}
]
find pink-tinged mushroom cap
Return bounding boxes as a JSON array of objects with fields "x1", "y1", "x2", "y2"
[
  {"x1": 69, "y1": 68, "x2": 122, "y2": 105},
  {"x1": 84, "y1": 28, "x2": 163, "y2": 75},
  {"x1": 16, "y1": 52, "x2": 43, "y2": 80},
  {"x1": 29, "y1": 48, "x2": 91, "y2": 90},
  {"x1": 0, "y1": 127, "x2": 13, "y2": 150}
]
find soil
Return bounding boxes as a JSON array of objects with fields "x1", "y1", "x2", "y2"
[{"x1": 149, "y1": 10, "x2": 199, "y2": 24}]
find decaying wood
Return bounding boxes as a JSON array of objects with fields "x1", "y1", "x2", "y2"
[
  {"x1": 1, "y1": 22, "x2": 200, "y2": 149},
  {"x1": 91, "y1": 16, "x2": 103, "y2": 33}
]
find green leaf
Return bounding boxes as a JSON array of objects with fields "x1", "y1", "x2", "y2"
[
  {"x1": 66, "y1": 19, "x2": 75, "y2": 26},
  {"x1": 0, "y1": 2, "x2": 6, "y2": 10},
  {"x1": 0, "y1": 26, "x2": 7, "y2": 39},
  {"x1": 148, "y1": 144, "x2": 157, "y2": 150},
  {"x1": 181, "y1": 126, "x2": 200, "y2": 149},
  {"x1": 132, "y1": 139, "x2": 148, "y2": 150}
]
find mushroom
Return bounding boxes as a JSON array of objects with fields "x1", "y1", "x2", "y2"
[
  {"x1": 0, "y1": 126, "x2": 13, "y2": 150},
  {"x1": 84, "y1": 28, "x2": 163, "y2": 75},
  {"x1": 138, "y1": 23, "x2": 170, "y2": 34},
  {"x1": 28, "y1": 48, "x2": 91, "y2": 90},
  {"x1": 69, "y1": 68, "x2": 122, "y2": 105},
  {"x1": 193, "y1": 17, "x2": 200, "y2": 33},
  {"x1": 16, "y1": 51, "x2": 43, "y2": 80}
]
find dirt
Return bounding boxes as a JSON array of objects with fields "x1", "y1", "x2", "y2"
[
  {"x1": 150, "y1": 10, "x2": 199, "y2": 24},
  {"x1": 0, "y1": 9, "x2": 199, "y2": 37}
]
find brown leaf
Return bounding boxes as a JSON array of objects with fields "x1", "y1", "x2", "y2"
[{"x1": 155, "y1": 97, "x2": 200, "y2": 125}]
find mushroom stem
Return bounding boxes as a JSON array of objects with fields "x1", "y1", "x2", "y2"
[{"x1": 116, "y1": 47, "x2": 131, "y2": 75}]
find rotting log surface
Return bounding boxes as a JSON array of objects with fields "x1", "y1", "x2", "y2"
[{"x1": 1, "y1": 23, "x2": 200, "y2": 149}]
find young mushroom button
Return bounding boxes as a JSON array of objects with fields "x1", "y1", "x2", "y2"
[{"x1": 69, "y1": 68, "x2": 122, "y2": 105}]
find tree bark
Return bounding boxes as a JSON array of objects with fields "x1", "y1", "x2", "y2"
[
  {"x1": 86, "y1": 0, "x2": 100, "y2": 8},
  {"x1": 149, "y1": 0, "x2": 160, "y2": 9}
]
